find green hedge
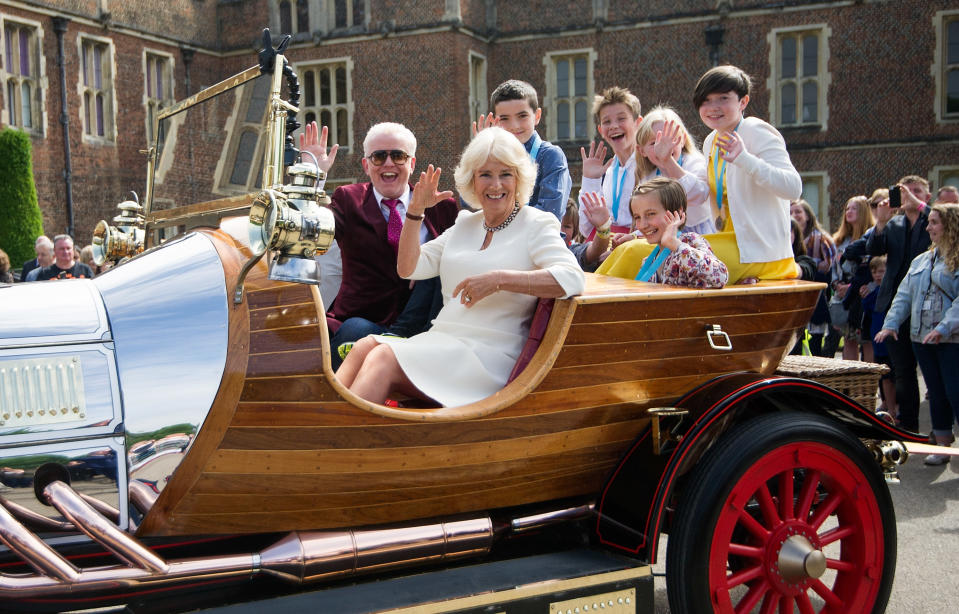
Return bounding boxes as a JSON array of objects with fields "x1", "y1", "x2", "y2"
[{"x1": 0, "y1": 128, "x2": 44, "y2": 267}]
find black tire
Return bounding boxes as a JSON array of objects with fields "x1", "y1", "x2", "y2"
[{"x1": 665, "y1": 411, "x2": 896, "y2": 614}]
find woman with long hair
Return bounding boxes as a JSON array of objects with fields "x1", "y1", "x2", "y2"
[
  {"x1": 831, "y1": 195, "x2": 875, "y2": 359},
  {"x1": 790, "y1": 199, "x2": 838, "y2": 355},
  {"x1": 876, "y1": 203, "x2": 959, "y2": 464},
  {"x1": 833, "y1": 195, "x2": 874, "y2": 249}
]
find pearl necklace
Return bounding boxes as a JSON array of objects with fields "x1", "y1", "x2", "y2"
[{"x1": 483, "y1": 204, "x2": 520, "y2": 232}]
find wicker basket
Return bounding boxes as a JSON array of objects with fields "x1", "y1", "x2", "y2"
[{"x1": 775, "y1": 355, "x2": 890, "y2": 409}]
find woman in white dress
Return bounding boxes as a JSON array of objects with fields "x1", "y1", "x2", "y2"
[{"x1": 336, "y1": 127, "x2": 585, "y2": 407}]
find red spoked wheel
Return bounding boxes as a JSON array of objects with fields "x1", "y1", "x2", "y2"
[{"x1": 666, "y1": 412, "x2": 895, "y2": 614}]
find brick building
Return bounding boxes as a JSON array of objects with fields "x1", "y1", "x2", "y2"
[{"x1": 2, "y1": 0, "x2": 958, "y2": 243}]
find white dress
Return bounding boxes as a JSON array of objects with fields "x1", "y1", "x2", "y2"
[{"x1": 375, "y1": 206, "x2": 585, "y2": 407}]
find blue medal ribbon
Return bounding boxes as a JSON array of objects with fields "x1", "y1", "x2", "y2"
[
  {"x1": 527, "y1": 133, "x2": 542, "y2": 163},
  {"x1": 635, "y1": 231, "x2": 683, "y2": 282},
  {"x1": 610, "y1": 157, "x2": 629, "y2": 222},
  {"x1": 654, "y1": 153, "x2": 685, "y2": 177},
  {"x1": 635, "y1": 245, "x2": 671, "y2": 282},
  {"x1": 711, "y1": 120, "x2": 742, "y2": 218}
]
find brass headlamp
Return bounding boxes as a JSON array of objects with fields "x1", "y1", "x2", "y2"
[
  {"x1": 236, "y1": 153, "x2": 335, "y2": 302},
  {"x1": 91, "y1": 194, "x2": 146, "y2": 266}
]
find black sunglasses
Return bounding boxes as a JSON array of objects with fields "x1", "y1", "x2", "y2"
[{"x1": 367, "y1": 150, "x2": 410, "y2": 166}]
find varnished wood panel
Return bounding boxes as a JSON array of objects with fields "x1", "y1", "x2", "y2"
[
  {"x1": 506, "y1": 374, "x2": 709, "y2": 415},
  {"x1": 536, "y1": 348, "x2": 785, "y2": 391},
  {"x1": 564, "y1": 308, "x2": 810, "y2": 345},
  {"x1": 570, "y1": 289, "x2": 815, "y2": 324},
  {"x1": 246, "y1": 283, "x2": 316, "y2": 309},
  {"x1": 178, "y1": 461, "x2": 615, "y2": 514},
  {"x1": 231, "y1": 402, "x2": 404, "y2": 427},
  {"x1": 554, "y1": 330, "x2": 794, "y2": 369},
  {"x1": 245, "y1": 349, "x2": 325, "y2": 378},
  {"x1": 249, "y1": 324, "x2": 324, "y2": 354},
  {"x1": 208, "y1": 421, "x2": 643, "y2": 474},
  {"x1": 249, "y1": 302, "x2": 319, "y2": 331},
  {"x1": 151, "y1": 468, "x2": 616, "y2": 534},
  {"x1": 240, "y1": 375, "x2": 341, "y2": 402},
  {"x1": 192, "y1": 441, "x2": 631, "y2": 495},
  {"x1": 220, "y1": 403, "x2": 649, "y2": 450}
]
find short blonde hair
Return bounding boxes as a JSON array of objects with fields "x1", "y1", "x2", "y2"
[
  {"x1": 634, "y1": 106, "x2": 698, "y2": 179},
  {"x1": 454, "y1": 127, "x2": 536, "y2": 209},
  {"x1": 592, "y1": 86, "x2": 641, "y2": 123},
  {"x1": 363, "y1": 122, "x2": 417, "y2": 157}
]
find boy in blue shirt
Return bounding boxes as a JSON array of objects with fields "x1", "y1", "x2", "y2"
[{"x1": 479, "y1": 80, "x2": 571, "y2": 221}]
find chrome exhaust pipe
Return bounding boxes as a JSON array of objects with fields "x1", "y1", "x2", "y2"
[
  {"x1": 0, "y1": 498, "x2": 80, "y2": 581},
  {"x1": 44, "y1": 481, "x2": 169, "y2": 573},
  {"x1": 510, "y1": 502, "x2": 595, "y2": 533},
  {"x1": 259, "y1": 517, "x2": 493, "y2": 583},
  {"x1": 0, "y1": 495, "x2": 75, "y2": 532},
  {"x1": 0, "y1": 481, "x2": 589, "y2": 603},
  {"x1": 128, "y1": 479, "x2": 159, "y2": 517}
]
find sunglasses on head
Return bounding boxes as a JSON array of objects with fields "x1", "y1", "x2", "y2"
[{"x1": 367, "y1": 150, "x2": 410, "y2": 166}]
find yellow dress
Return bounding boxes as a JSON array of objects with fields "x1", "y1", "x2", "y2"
[{"x1": 597, "y1": 140, "x2": 798, "y2": 283}]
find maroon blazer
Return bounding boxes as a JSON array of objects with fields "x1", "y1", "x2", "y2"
[{"x1": 328, "y1": 182, "x2": 458, "y2": 328}]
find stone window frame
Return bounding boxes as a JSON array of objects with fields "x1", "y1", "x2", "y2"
[
  {"x1": 930, "y1": 165, "x2": 959, "y2": 194},
  {"x1": 1, "y1": 16, "x2": 47, "y2": 136},
  {"x1": 295, "y1": 56, "x2": 354, "y2": 152},
  {"x1": 468, "y1": 50, "x2": 487, "y2": 136},
  {"x1": 329, "y1": 0, "x2": 368, "y2": 31},
  {"x1": 543, "y1": 47, "x2": 597, "y2": 143},
  {"x1": 274, "y1": 0, "x2": 312, "y2": 35},
  {"x1": 800, "y1": 171, "x2": 831, "y2": 229},
  {"x1": 142, "y1": 49, "x2": 175, "y2": 148},
  {"x1": 77, "y1": 33, "x2": 117, "y2": 143},
  {"x1": 214, "y1": 74, "x2": 273, "y2": 195},
  {"x1": 933, "y1": 10, "x2": 959, "y2": 123},
  {"x1": 767, "y1": 24, "x2": 832, "y2": 131},
  {"x1": 270, "y1": 1, "x2": 369, "y2": 39}
]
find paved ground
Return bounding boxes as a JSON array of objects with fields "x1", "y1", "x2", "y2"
[{"x1": 650, "y1": 376, "x2": 957, "y2": 613}]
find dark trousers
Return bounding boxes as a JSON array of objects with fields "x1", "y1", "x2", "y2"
[
  {"x1": 330, "y1": 318, "x2": 386, "y2": 370},
  {"x1": 886, "y1": 319, "x2": 920, "y2": 431},
  {"x1": 385, "y1": 277, "x2": 441, "y2": 338},
  {"x1": 913, "y1": 341, "x2": 959, "y2": 436},
  {"x1": 329, "y1": 277, "x2": 443, "y2": 370}
]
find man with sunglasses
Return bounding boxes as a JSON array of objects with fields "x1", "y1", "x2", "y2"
[{"x1": 300, "y1": 121, "x2": 459, "y2": 369}]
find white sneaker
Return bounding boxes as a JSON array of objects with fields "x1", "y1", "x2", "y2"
[{"x1": 924, "y1": 453, "x2": 951, "y2": 466}]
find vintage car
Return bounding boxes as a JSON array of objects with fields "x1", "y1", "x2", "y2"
[{"x1": 0, "y1": 32, "x2": 934, "y2": 613}]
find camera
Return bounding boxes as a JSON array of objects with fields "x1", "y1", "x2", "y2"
[{"x1": 888, "y1": 185, "x2": 901, "y2": 208}]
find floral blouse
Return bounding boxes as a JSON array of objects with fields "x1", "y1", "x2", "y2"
[{"x1": 644, "y1": 232, "x2": 729, "y2": 289}]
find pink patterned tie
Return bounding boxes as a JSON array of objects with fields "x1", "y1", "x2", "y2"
[{"x1": 383, "y1": 198, "x2": 403, "y2": 251}]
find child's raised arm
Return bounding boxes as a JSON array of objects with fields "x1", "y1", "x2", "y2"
[
  {"x1": 471, "y1": 112, "x2": 498, "y2": 137},
  {"x1": 716, "y1": 123, "x2": 801, "y2": 202}
]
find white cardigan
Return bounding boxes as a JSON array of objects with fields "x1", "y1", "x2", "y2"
[{"x1": 703, "y1": 116, "x2": 802, "y2": 263}]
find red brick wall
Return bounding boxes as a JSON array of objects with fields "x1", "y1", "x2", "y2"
[
  {"x1": 4, "y1": 0, "x2": 957, "y2": 243},
  {"x1": 460, "y1": 0, "x2": 488, "y2": 32}
]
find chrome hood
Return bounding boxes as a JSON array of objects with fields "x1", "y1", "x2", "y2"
[
  {"x1": 92, "y1": 232, "x2": 229, "y2": 441},
  {"x1": 0, "y1": 279, "x2": 109, "y2": 346},
  {"x1": 0, "y1": 233, "x2": 229, "y2": 530}
]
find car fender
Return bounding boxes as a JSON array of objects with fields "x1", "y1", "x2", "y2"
[{"x1": 595, "y1": 371, "x2": 926, "y2": 562}]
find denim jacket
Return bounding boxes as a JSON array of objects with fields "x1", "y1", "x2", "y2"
[{"x1": 882, "y1": 248, "x2": 959, "y2": 343}]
